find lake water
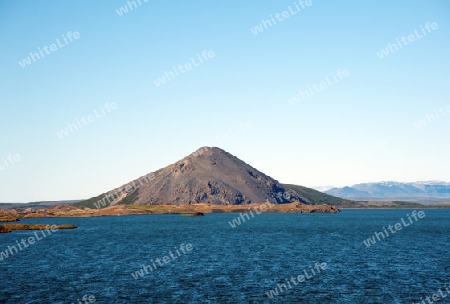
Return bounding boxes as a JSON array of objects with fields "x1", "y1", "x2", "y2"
[{"x1": 1, "y1": 210, "x2": 449, "y2": 303}]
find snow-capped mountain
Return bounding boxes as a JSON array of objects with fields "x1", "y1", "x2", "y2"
[{"x1": 325, "y1": 181, "x2": 450, "y2": 198}]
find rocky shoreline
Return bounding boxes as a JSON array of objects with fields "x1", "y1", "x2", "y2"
[
  {"x1": 0, "y1": 210, "x2": 20, "y2": 222},
  {"x1": 0, "y1": 203, "x2": 337, "y2": 233},
  {"x1": 0, "y1": 202, "x2": 339, "y2": 222},
  {"x1": 0, "y1": 224, "x2": 77, "y2": 233}
]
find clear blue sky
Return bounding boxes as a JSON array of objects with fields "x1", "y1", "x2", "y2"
[{"x1": 1, "y1": 0, "x2": 449, "y2": 202}]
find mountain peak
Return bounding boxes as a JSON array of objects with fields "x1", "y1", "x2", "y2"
[
  {"x1": 188, "y1": 146, "x2": 226, "y2": 158},
  {"x1": 83, "y1": 147, "x2": 311, "y2": 207}
]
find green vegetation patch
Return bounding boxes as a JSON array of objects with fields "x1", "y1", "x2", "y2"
[
  {"x1": 283, "y1": 184, "x2": 354, "y2": 206},
  {"x1": 73, "y1": 193, "x2": 107, "y2": 209},
  {"x1": 118, "y1": 190, "x2": 139, "y2": 205}
]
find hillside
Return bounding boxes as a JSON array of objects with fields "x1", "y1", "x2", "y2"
[
  {"x1": 0, "y1": 200, "x2": 81, "y2": 210},
  {"x1": 283, "y1": 184, "x2": 354, "y2": 207},
  {"x1": 75, "y1": 147, "x2": 341, "y2": 209}
]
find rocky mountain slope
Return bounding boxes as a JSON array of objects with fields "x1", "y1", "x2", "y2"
[{"x1": 75, "y1": 147, "x2": 343, "y2": 209}]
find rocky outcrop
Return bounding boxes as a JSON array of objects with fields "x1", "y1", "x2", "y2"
[
  {"x1": 0, "y1": 223, "x2": 77, "y2": 233},
  {"x1": 0, "y1": 225, "x2": 12, "y2": 233},
  {"x1": 299, "y1": 203, "x2": 340, "y2": 213},
  {"x1": 180, "y1": 212, "x2": 205, "y2": 217},
  {"x1": 0, "y1": 209, "x2": 19, "y2": 222},
  {"x1": 266, "y1": 202, "x2": 340, "y2": 213}
]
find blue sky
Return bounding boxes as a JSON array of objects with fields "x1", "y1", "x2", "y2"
[{"x1": 0, "y1": 0, "x2": 449, "y2": 202}]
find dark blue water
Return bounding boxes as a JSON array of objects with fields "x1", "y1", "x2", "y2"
[{"x1": 1, "y1": 210, "x2": 449, "y2": 303}]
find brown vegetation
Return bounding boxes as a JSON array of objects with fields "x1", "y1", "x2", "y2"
[
  {"x1": 0, "y1": 209, "x2": 20, "y2": 222},
  {"x1": 0, "y1": 223, "x2": 77, "y2": 233},
  {"x1": 1, "y1": 202, "x2": 338, "y2": 220}
]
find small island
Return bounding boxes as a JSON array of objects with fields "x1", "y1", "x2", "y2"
[
  {"x1": 0, "y1": 223, "x2": 77, "y2": 233},
  {"x1": 180, "y1": 212, "x2": 205, "y2": 217}
]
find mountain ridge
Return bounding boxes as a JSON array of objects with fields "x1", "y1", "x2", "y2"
[
  {"x1": 75, "y1": 147, "x2": 344, "y2": 209},
  {"x1": 325, "y1": 181, "x2": 450, "y2": 199}
]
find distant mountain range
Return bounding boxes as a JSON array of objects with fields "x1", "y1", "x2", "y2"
[
  {"x1": 7, "y1": 151, "x2": 447, "y2": 210},
  {"x1": 0, "y1": 200, "x2": 81, "y2": 210},
  {"x1": 75, "y1": 147, "x2": 350, "y2": 209},
  {"x1": 325, "y1": 181, "x2": 450, "y2": 201}
]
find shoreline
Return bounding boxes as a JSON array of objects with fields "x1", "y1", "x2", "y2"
[
  {"x1": 340, "y1": 206, "x2": 450, "y2": 210},
  {"x1": 0, "y1": 223, "x2": 77, "y2": 233},
  {"x1": 0, "y1": 202, "x2": 339, "y2": 220},
  {"x1": 2, "y1": 203, "x2": 449, "y2": 222}
]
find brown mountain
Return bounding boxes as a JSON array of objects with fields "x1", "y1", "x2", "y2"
[{"x1": 76, "y1": 147, "x2": 338, "y2": 209}]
